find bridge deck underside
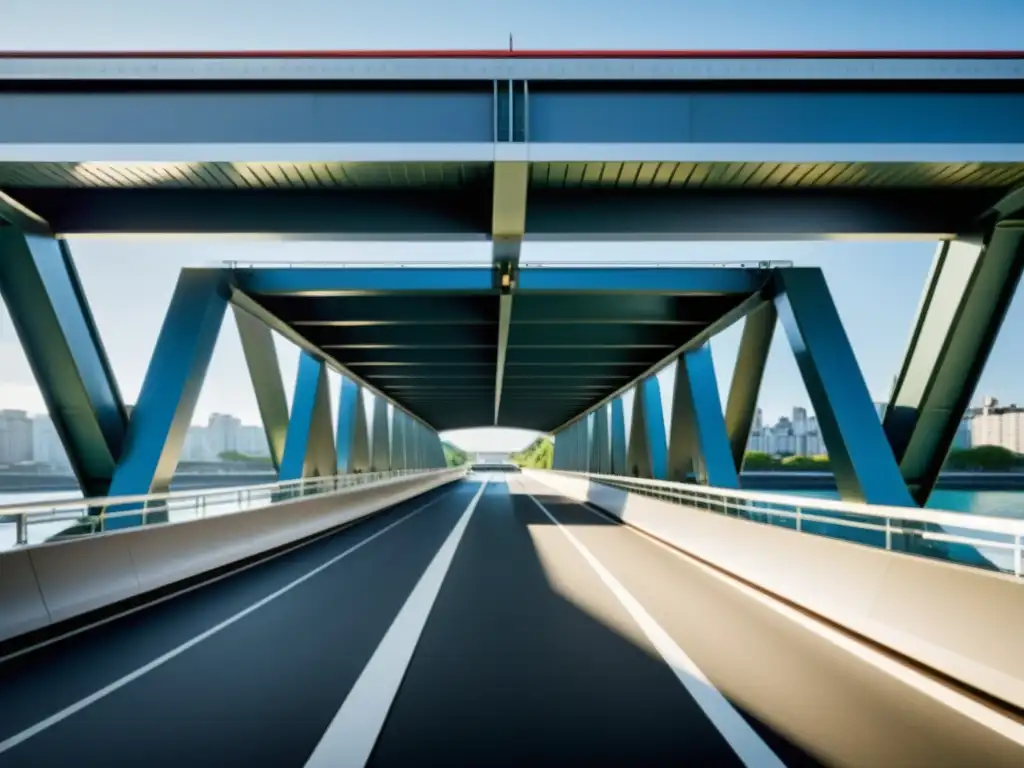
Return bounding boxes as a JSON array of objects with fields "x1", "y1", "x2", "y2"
[{"x1": 240, "y1": 276, "x2": 754, "y2": 433}]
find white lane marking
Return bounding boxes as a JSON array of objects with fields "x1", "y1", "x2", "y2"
[
  {"x1": 1, "y1": 485, "x2": 458, "y2": 665},
  {"x1": 525, "y1": 491, "x2": 785, "y2": 768},
  {"x1": 568, "y1": 493, "x2": 1024, "y2": 749},
  {"x1": 304, "y1": 479, "x2": 488, "y2": 768},
  {"x1": 0, "y1": 488, "x2": 462, "y2": 756}
]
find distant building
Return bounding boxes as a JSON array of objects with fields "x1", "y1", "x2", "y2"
[
  {"x1": 0, "y1": 409, "x2": 34, "y2": 465},
  {"x1": 205, "y1": 413, "x2": 241, "y2": 458},
  {"x1": 237, "y1": 425, "x2": 270, "y2": 457},
  {"x1": 968, "y1": 397, "x2": 1021, "y2": 453},
  {"x1": 31, "y1": 415, "x2": 72, "y2": 470}
]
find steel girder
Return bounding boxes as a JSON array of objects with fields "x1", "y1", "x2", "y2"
[
  {"x1": 0, "y1": 229, "x2": 127, "y2": 498},
  {"x1": 884, "y1": 227, "x2": 1024, "y2": 504},
  {"x1": 666, "y1": 345, "x2": 738, "y2": 488},
  {"x1": 279, "y1": 351, "x2": 336, "y2": 481},
  {"x1": 106, "y1": 269, "x2": 230, "y2": 517},
  {"x1": 336, "y1": 377, "x2": 371, "y2": 473},
  {"x1": 626, "y1": 376, "x2": 667, "y2": 479},
  {"x1": 370, "y1": 395, "x2": 391, "y2": 472},
  {"x1": 773, "y1": 268, "x2": 914, "y2": 506},
  {"x1": 232, "y1": 305, "x2": 289, "y2": 472},
  {"x1": 723, "y1": 301, "x2": 777, "y2": 473}
]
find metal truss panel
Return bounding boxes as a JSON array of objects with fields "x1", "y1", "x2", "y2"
[
  {"x1": 884, "y1": 228, "x2": 1024, "y2": 503},
  {"x1": 515, "y1": 266, "x2": 766, "y2": 295},
  {"x1": 236, "y1": 266, "x2": 496, "y2": 296},
  {"x1": 232, "y1": 305, "x2": 288, "y2": 471},
  {"x1": 336, "y1": 377, "x2": 371, "y2": 473},
  {"x1": 667, "y1": 346, "x2": 739, "y2": 488},
  {"x1": 0, "y1": 230, "x2": 127, "y2": 497},
  {"x1": 610, "y1": 397, "x2": 627, "y2": 475},
  {"x1": 280, "y1": 351, "x2": 336, "y2": 481},
  {"x1": 370, "y1": 396, "x2": 391, "y2": 472},
  {"x1": 390, "y1": 409, "x2": 407, "y2": 470},
  {"x1": 774, "y1": 268, "x2": 913, "y2": 506},
  {"x1": 724, "y1": 301, "x2": 777, "y2": 472},
  {"x1": 107, "y1": 269, "x2": 230, "y2": 515},
  {"x1": 626, "y1": 376, "x2": 668, "y2": 479},
  {"x1": 590, "y1": 405, "x2": 611, "y2": 474}
]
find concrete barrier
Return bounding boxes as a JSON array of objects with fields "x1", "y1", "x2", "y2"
[
  {"x1": 0, "y1": 469, "x2": 463, "y2": 645},
  {"x1": 527, "y1": 469, "x2": 1024, "y2": 711}
]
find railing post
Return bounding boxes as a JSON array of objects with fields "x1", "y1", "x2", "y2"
[
  {"x1": 15, "y1": 515, "x2": 27, "y2": 546},
  {"x1": 796, "y1": 507, "x2": 802, "y2": 532},
  {"x1": 1014, "y1": 535, "x2": 1022, "y2": 578},
  {"x1": 885, "y1": 518, "x2": 893, "y2": 551}
]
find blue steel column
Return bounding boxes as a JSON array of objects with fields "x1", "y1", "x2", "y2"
[
  {"x1": 0, "y1": 229, "x2": 127, "y2": 498},
  {"x1": 590, "y1": 405, "x2": 611, "y2": 474},
  {"x1": 774, "y1": 268, "x2": 914, "y2": 506},
  {"x1": 884, "y1": 228, "x2": 1024, "y2": 504},
  {"x1": 390, "y1": 410, "x2": 407, "y2": 470},
  {"x1": 626, "y1": 376, "x2": 667, "y2": 479},
  {"x1": 370, "y1": 397, "x2": 391, "y2": 472},
  {"x1": 723, "y1": 301, "x2": 777, "y2": 473},
  {"x1": 336, "y1": 377, "x2": 370, "y2": 473},
  {"x1": 232, "y1": 305, "x2": 288, "y2": 471},
  {"x1": 610, "y1": 397, "x2": 627, "y2": 475},
  {"x1": 107, "y1": 269, "x2": 230, "y2": 520},
  {"x1": 667, "y1": 346, "x2": 739, "y2": 488},
  {"x1": 279, "y1": 351, "x2": 336, "y2": 481}
]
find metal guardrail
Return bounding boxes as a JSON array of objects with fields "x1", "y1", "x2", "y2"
[
  {"x1": 0, "y1": 469, "x2": 437, "y2": 549},
  {"x1": 553, "y1": 471, "x2": 1024, "y2": 578},
  {"x1": 221, "y1": 260, "x2": 793, "y2": 270}
]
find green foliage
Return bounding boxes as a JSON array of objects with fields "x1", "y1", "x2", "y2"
[
  {"x1": 442, "y1": 441, "x2": 469, "y2": 467},
  {"x1": 511, "y1": 437, "x2": 554, "y2": 469},
  {"x1": 740, "y1": 452, "x2": 831, "y2": 471},
  {"x1": 944, "y1": 445, "x2": 1024, "y2": 471},
  {"x1": 218, "y1": 450, "x2": 273, "y2": 465}
]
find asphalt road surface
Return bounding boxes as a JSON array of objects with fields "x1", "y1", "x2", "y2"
[{"x1": 0, "y1": 473, "x2": 1021, "y2": 767}]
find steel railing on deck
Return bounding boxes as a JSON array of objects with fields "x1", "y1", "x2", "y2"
[
  {"x1": 549, "y1": 471, "x2": 1024, "y2": 579},
  {"x1": 0, "y1": 469, "x2": 442, "y2": 550},
  {"x1": 221, "y1": 259, "x2": 794, "y2": 270}
]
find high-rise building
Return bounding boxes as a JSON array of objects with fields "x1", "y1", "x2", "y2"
[
  {"x1": 0, "y1": 409, "x2": 34, "y2": 465},
  {"x1": 31, "y1": 415, "x2": 72, "y2": 470},
  {"x1": 237, "y1": 425, "x2": 271, "y2": 457},
  {"x1": 205, "y1": 413, "x2": 241, "y2": 458},
  {"x1": 969, "y1": 397, "x2": 1020, "y2": 453}
]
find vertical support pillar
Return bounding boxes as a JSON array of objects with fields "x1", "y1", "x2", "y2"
[
  {"x1": 590, "y1": 405, "x2": 611, "y2": 474},
  {"x1": 279, "y1": 351, "x2": 335, "y2": 481},
  {"x1": 610, "y1": 397, "x2": 627, "y2": 475},
  {"x1": 626, "y1": 376, "x2": 667, "y2": 479},
  {"x1": 406, "y1": 419, "x2": 421, "y2": 469},
  {"x1": 336, "y1": 377, "x2": 370, "y2": 473},
  {"x1": 370, "y1": 397, "x2": 391, "y2": 472},
  {"x1": 577, "y1": 417, "x2": 590, "y2": 472},
  {"x1": 774, "y1": 268, "x2": 914, "y2": 506},
  {"x1": 232, "y1": 305, "x2": 288, "y2": 471},
  {"x1": 723, "y1": 301, "x2": 777, "y2": 473},
  {"x1": 390, "y1": 410, "x2": 407, "y2": 470},
  {"x1": 0, "y1": 229, "x2": 127, "y2": 498},
  {"x1": 107, "y1": 269, "x2": 230, "y2": 524},
  {"x1": 667, "y1": 345, "x2": 739, "y2": 488},
  {"x1": 552, "y1": 430, "x2": 565, "y2": 469},
  {"x1": 884, "y1": 228, "x2": 1024, "y2": 504}
]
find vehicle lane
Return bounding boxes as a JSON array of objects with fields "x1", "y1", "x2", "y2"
[
  {"x1": 368, "y1": 476, "x2": 750, "y2": 767},
  {"x1": 514, "y1": 474, "x2": 1024, "y2": 768},
  {"x1": 0, "y1": 480, "x2": 479, "y2": 768}
]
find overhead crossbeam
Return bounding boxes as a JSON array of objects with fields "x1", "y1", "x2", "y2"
[
  {"x1": 233, "y1": 305, "x2": 289, "y2": 471},
  {"x1": 107, "y1": 269, "x2": 230, "y2": 511},
  {"x1": 773, "y1": 268, "x2": 914, "y2": 506},
  {"x1": 884, "y1": 226, "x2": 1024, "y2": 504},
  {"x1": 0, "y1": 229, "x2": 127, "y2": 498}
]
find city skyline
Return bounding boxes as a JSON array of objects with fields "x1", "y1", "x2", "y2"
[{"x1": 2, "y1": 1, "x2": 1023, "y2": 455}]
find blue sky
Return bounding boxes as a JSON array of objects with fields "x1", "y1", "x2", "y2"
[{"x1": 0, "y1": 1, "x2": 1022, "y2": 453}]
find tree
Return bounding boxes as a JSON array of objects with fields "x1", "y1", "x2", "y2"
[
  {"x1": 442, "y1": 441, "x2": 468, "y2": 467},
  {"x1": 944, "y1": 445, "x2": 1023, "y2": 471},
  {"x1": 511, "y1": 437, "x2": 554, "y2": 469}
]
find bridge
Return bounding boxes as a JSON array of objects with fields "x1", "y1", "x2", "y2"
[{"x1": 0, "y1": 49, "x2": 1023, "y2": 766}]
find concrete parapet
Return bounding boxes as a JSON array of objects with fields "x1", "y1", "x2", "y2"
[
  {"x1": 0, "y1": 469, "x2": 463, "y2": 645},
  {"x1": 528, "y1": 469, "x2": 1024, "y2": 712}
]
